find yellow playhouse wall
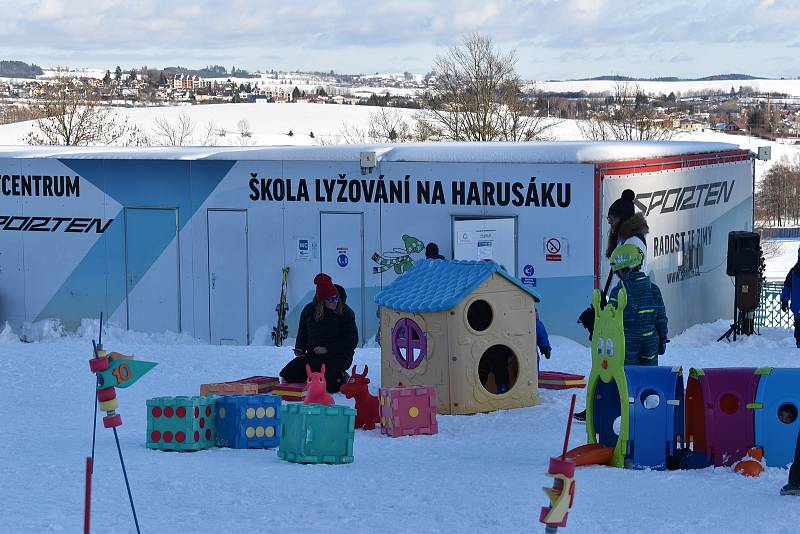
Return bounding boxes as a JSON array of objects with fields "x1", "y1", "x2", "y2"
[
  {"x1": 380, "y1": 308, "x2": 451, "y2": 413},
  {"x1": 447, "y1": 273, "x2": 539, "y2": 414}
]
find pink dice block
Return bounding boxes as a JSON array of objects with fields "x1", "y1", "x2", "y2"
[{"x1": 378, "y1": 385, "x2": 438, "y2": 437}]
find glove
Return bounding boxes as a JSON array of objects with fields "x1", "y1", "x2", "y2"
[
  {"x1": 781, "y1": 301, "x2": 789, "y2": 312},
  {"x1": 658, "y1": 340, "x2": 667, "y2": 356},
  {"x1": 542, "y1": 347, "x2": 551, "y2": 359}
]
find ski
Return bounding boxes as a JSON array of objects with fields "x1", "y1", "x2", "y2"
[{"x1": 271, "y1": 266, "x2": 290, "y2": 346}]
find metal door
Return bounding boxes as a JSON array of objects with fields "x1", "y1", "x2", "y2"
[
  {"x1": 208, "y1": 209, "x2": 249, "y2": 344},
  {"x1": 124, "y1": 207, "x2": 180, "y2": 333},
  {"x1": 320, "y1": 212, "x2": 364, "y2": 345}
]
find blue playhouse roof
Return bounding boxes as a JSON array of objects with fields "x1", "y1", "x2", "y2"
[{"x1": 374, "y1": 259, "x2": 541, "y2": 313}]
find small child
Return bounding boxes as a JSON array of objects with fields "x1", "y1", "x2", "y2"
[
  {"x1": 607, "y1": 244, "x2": 668, "y2": 366},
  {"x1": 536, "y1": 310, "x2": 552, "y2": 366},
  {"x1": 780, "y1": 246, "x2": 800, "y2": 349}
]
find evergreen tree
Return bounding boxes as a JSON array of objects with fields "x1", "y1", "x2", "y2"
[
  {"x1": 114, "y1": 66, "x2": 122, "y2": 81},
  {"x1": 103, "y1": 70, "x2": 111, "y2": 86}
]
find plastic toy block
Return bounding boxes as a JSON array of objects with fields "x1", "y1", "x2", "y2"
[
  {"x1": 378, "y1": 384, "x2": 438, "y2": 437},
  {"x1": 267, "y1": 382, "x2": 306, "y2": 402},
  {"x1": 200, "y1": 376, "x2": 279, "y2": 396},
  {"x1": 278, "y1": 404, "x2": 355, "y2": 464},
  {"x1": 215, "y1": 394, "x2": 281, "y2": 449},
  {"x1": 146, "y1": 396, "x2": 216, "y2": 451}
]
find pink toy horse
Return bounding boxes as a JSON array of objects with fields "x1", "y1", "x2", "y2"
[
  {"x1": 339, "y1": 364, "x2": 380, "y2": 430},
  {"x1": 303, "y1": 363, "x2": 335, "y2": 406}
]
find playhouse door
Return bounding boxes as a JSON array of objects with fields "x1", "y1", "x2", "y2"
[
  {"x1": 320, "y1": 212, "x2": 364, "y2": 345},
  {"x1": 124, "y1": 207, "x2": 180, "y2": 333},
  {"x1": 452, "y1": 217, "x2": 517, "y2": 275},
  {"x1": 207, "y1": 209, "x2": 249, "y2": 345}
]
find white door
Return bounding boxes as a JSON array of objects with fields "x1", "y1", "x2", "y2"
[
  {"x1": 453, "y1": 217, "x2": 517, "y2": 275},
  {"x1": 125, "y1": 208, "x2": 180, "y2": 333},
  {"x1": 208, "y1": 209, "x2": 249, "y2": 344},
  {"x1": 320, "y1": 212, "x2": 364, "y2": 345}
]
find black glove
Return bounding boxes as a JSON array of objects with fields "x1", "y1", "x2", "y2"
[
  {"x1": 781, "y1": 301, "x2": 789, "y2": 312},
  {"x1": 658, "y1": 340, "x2": 667, "y2": 356},
  {"x1": 577, "y1": 306, "x2": 595, "y2": 339},
  {"x1": 542, "y1": 347, "x2": 551, "y2": 359}
]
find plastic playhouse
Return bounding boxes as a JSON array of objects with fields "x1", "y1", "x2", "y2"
[{"x1": 375, "y1": 259, "x2": 541, "y2": 415}]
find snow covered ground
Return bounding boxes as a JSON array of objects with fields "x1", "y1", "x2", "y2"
[
  {"x1": 764, "y1": 239, "x2": 800, "y2": 282},
  {"x1": 0, "y1": 319, "x2": 798, "y2": 534},
  {"x1": 0, "y1": 102, "x2": 796, "y2": 186}
]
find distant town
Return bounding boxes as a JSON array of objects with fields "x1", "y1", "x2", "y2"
[{"x1": 1, "y1": 60, "x2": 799, "y2": 143}]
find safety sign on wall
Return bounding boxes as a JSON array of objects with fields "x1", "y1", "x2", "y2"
[
  {"x1": 336, "y1": 247, "x2": 349, "y2": 267},
  {"x1": 544, "y1": 237, "x2": 568, "y2": 262}
]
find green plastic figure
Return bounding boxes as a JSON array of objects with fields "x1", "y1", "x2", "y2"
[
  {"x1": 585, "y1": 287, "x2": 630, "y2": 468},
  {"x1": 371, "y1": 234, "x2": 425, "y2": 274}
]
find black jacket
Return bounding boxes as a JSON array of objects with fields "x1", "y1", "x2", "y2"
[{"x1": 295, "y1": 301, "x2": 358, "y2": 357}]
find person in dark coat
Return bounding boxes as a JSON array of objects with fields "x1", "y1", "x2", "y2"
[
  {"x1": 781, "y1": 428, "x2": 800, "y2": 495},
  {"x1": 425, "y1": 242, "x2": 446, "y2": 260},
  {"x1": 780, "y1": 246, "x2": 800, "y2": 348},
  {"x1": 279, "y1": 273, "x2": 358, "y2": 393}
]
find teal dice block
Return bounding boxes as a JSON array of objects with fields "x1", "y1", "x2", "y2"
[
  {"x1": 146, "y1": 396, "x2": 216, "y2": 451},
  {"x1": 278, "y1": 404, "x2": 356, "y2": 464},
  {"x1": 215, "y1": 394, "x2": 281, "y2": 449}
]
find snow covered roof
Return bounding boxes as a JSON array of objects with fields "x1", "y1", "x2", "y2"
[
  {"x1": 374, "y1": 259, "x2": 540, "y2": 313},
  {"x1": 0, "y1": 141, "x2": 744, "y2": 164}
]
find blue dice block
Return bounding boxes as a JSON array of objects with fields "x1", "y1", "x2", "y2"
[
  {"x1": 215, "y1": 394, "x2": 281, "y2": 449},
  {"x1": 278, "y1": 404, "x2": 356, "y2": 464}
]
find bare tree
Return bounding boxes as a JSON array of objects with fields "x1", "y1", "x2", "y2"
[
  {"x1": 236, "y1": 118, "x2": 255, "y2": 146},
  {"x1": 145, "y1": 113, "x2": 219, "y2": 146},
  {"x1": 25, "y1": 72, "x2": 133, "y2": 146},
  {"x1": 756, "y1": 156, "x2": 800, "y2": 226},
  {"x1": 416, "y1": 33, "x2": 554, "y2": 141},
  {"x1": 326, "y1": 108, "x2": 419, "y2": 145},
  {"x1": 578, "y1": 82, "x2": 674, "y2": 141}
]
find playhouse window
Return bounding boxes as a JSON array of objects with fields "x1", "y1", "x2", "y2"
[
  {"x1": 466, "y1": 299, "x2": 493, "y2": 332},
  {"x1": 641, "y1": 390, "x2": 661, "y2": 410},
  {"x1": 778, "y1": 403, "x2": 798, "y2": 425},
  {"x1": 719, "y1": 394, "x2": 740, "y2": 415},
  {"x1": 478, "y1": 344, "x2": 519, "y2": 395},
  {"x1": 391, "y1": 318, "x2": 427, "y2": 370}
]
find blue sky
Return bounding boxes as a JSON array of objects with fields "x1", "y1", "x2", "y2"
[{"x1": 2, "y1": 0, "x2": 798, "y2": 79}]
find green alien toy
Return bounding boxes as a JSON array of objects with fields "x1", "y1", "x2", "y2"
[{"x1": 585, "y1": 287, "x2": 630, "y2": 468}]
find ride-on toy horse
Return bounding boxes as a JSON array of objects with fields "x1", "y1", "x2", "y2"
[
  {"x1": 339, "y1": 365, "x2": 380, "y2": 430},
  {"x1": 304, "y1": 364, "x2": 335, "y2": 406}
]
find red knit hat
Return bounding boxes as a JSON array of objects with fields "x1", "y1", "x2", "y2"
[{"x1": 314, "y1": 273, "x2": 338, "y2": 301}]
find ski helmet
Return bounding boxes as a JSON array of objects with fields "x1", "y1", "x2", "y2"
[{"x1": 610, "y1": 243, "x2": 644, "y2": 272}]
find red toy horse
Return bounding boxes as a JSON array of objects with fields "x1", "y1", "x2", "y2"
[
  {"x1": 303, "y1": 363, "x2": 334, "y2": 406},
  {"x1": 339, "y1": 364, "x2": 380, "y2": 430}
]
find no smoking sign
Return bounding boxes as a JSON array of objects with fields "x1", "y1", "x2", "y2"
[{"x1": 545, "y1": 237, "x2": 563, "y2": 262}]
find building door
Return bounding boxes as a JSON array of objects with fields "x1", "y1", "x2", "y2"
[
  {"x1": 125, "y1": 207, "x2": 180, "y2": 333},
  {"x1": 207, "y1": 209, "x2": 249, "y2": 344},
  {"x1": 452, "y1": 216, "x2": 517, "y2": 275},
  {"x1": 320, "y1": 212, "x2": 364, "y2": 345}
]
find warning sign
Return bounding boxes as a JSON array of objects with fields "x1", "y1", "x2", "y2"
[{"x1": 545, "y1": 238, "x2": 562, "y2": 262}]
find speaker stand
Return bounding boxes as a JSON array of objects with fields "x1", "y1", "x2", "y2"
[{"x1": 717, "y1": 304, "x2": 740, "y2": 343}]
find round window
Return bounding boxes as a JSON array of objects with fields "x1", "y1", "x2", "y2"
[
  {"x1": 478, "y1": 344, "x2": 518, "y2": 395},
  {"x1": 719, "y1": 394, "x2": 740, "y2": 415},
  {"x1": 391, "y1": 318, "x2": 427, "y2": 370},
  {"x1": 467, "y1": 299, "x2": 493, "y2": 332},
  {"x1": 778, "y1": 403, "x2": 798, "y2": 425},
  {"x1": 641, "y1": 390, "x2": 661, "y2": 410}
]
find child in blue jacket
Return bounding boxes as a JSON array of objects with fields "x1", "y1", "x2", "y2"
[
  {"x1": 607, "y1": 244, "x2": 668, "y2": 366},
  {"x1": 780, "y1": 246, "x2": 800, "y2": 348}
]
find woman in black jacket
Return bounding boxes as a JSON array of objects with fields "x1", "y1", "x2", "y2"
[{"x1": 279, "y1": 273, "x2": 358, "y2": 393}]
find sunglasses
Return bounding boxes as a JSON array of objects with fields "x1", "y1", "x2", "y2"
[{"x1": 326, "y1": 295, "x2": 340, "y2": 303}]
